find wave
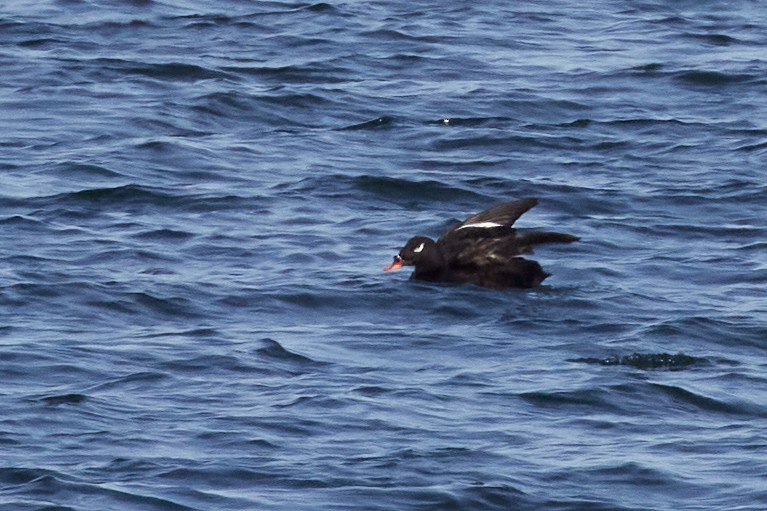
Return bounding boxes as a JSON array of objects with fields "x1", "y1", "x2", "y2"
[
  {"x1": 339, "y1": 116, "x2": 398, "y2": 131},
  {"x1": 8, "y1": 184, "x2": 260, "y2": 217},
  {"x1": 0, "y1": 467, "x2": 196, "y2": 510},
  {"x1": 649, "y1": 383, "x2": 767, "y2": 417},
  {"x1": 95, "y1": 58, "x2": 233, "y2": 82}
]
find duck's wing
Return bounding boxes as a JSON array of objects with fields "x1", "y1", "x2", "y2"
[
  {"x1": 513, "y1": 231, "x2": 580, "y2": 248},
  {"x1": 451, "y1": 198, "x2": 539, "y2": 232},
  {"x1": 437, "y1": 198, "x2": 579, "y2": 266},
  {"x1": 437, "y1": 198, "x2": 539, "y2": 249},
  {"x1": 449, "y1": 232, "x2": 579, "y2": 269},
  {"x1": 450, "y1": 237, "x2": 532, "y2": 268}
]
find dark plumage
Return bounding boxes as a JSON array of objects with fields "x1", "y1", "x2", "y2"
[{"x1": 384, "y1": 198, "x2": 579, "y2": 289}]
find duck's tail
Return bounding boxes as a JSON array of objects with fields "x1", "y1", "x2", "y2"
[{"x1": 516, "y1": 231, "x2": 580, "y2": 248}]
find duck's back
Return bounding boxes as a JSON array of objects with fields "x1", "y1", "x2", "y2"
[{"x1": 444, "y1": 250, "x2": 549, "y2": 289}]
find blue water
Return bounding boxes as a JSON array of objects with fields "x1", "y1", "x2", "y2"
[{"x1": 2, "y1": 1, "x2": 766, "y2": 510}]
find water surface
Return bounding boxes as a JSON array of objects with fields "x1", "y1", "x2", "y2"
[{"x1": 1, "y1": 1, "x2": 766, "y2": 510}]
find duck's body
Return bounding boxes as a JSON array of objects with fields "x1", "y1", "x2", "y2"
[{"x1": 384, "y1": 198, "x2": 579, "y2": 289}]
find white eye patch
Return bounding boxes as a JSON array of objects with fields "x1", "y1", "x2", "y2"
[{"x1": 413, "y1": 242, "x2": 425, "y2": 253}]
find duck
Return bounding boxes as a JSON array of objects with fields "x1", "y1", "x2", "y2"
[{"x1": 384, "y1": 198, "x2": 579, "y2": 289}]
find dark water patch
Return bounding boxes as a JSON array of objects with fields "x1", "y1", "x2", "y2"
[
  {"x1": 129, "y1": 117, "x2": 213, "y2": 139},
  {"x1": 0, "y1": 19, "x2": 25, "y2": 30},
  {"x1": 53, "y1": 162, "x2": 124, "y2": 179},
  {"x1": 88, "y1": 371, "x2": 168, "y2": 393},
  {"x1": 430, "y1": 133, "x2": 549, "y2": 152},
  {"x1": 629, "y1": 62, "x2": 664, "y2": 74},
  {"x1": 497, "y1": 96, "x2": 592, "y2": 121},
  {"x1": 192, "y1": 90, "x2": 317, "y2": 126},
  {"x1": 588, "y1": 461, "x2": 677, "y2": 487},
  {"x1": 426, "y1": 116, "x2": 517, "y2": 128},
  {"x1": 416, "y1": 156, "x2": 509, "y2": 171},
  {"x1": 257, "y1": 1, "x2": 341, "y2": 15},
  {"x1": 39, "y1": 393, "x2": 87, "y2": 406},
  {"x1": 519, "y1": 388, "x2": 622, "y2": 413},
  {"x1": 274, "y1": 394, "x2": 348, "y2": 410},
  {"x1": 353, "y1": 385, "x2": 392, "y2": 397},
  {"x1": 571, "y1": 352, "x2": 707, "y2": 370},
  {"x1": 140, "y1": 327, "x2": 220, "y2": 339},
  {"x1": 305, "y1": 2, "x2": 337, "y2": 13},
  {"x1": 0, "y1": 468, "x2": 197, "y2": 510},
  {"x1": 351, "y1": 175, "x2": 485, "y2": 204},
  {"x1": 21, "y1": 184, "x2": 260, "y2": 219},
  {"x1": 0, "y1": 215, "x2": 45, "y2": 227},
  {"x1": 256, "y1": 91, "x2": 331, "y2": 109},
  {"x1": 676, "y1": 70, "x2": 759, "y2": 86},
  {"x1": 239, "y1": 336, "x2": 333, "y2": 381},
  {"x1": 684, "y1": 33, "x2": 738, "y2": 45},
  {"x1": 272, "y1": 174, "x2": 487, "y2": 209},
  {"x1": 735, "y1": 139, "x2": 767, "y2": 152},
  {"x1": 739, "y1": 241, "x2": 767, "y2": 252},
  {"x1": 542, "y1": 498, "x2": 641, "y2": 511},
  {"x1": 131, "y1": 292, "x2": 199, "y2": 318},
  {"x1": 339, "y1": 116, "x2": 398, "y2": 130},
  {"x1": 17, "y1": 37, "x2": 66, "y2": 48},
  {"x1": 159, "y1": 466, "x2": 334, "y2": 493},
  {"x1": 45, "y1": 184, "x2": 175, "y2": 209},
  {"x1": 0, "y1": 346, "x2": 94, "y2": 374},
  {"x1": 641, "y1": 316, "x2": 767, "y2": 349},
  {"x1": 175, "y1": 13, "x2": 241, "y2": 29},
  {"x1": 560, "y1": 118, "x2": 592, "y2": 128},
  {"x1": 421, "y1": 483, "x2": 532, "y2": 511},
  {"x1": 97, "y1": 457, "x2": 170, "y2": 479},
  {"x1": 134, "y1": 139, "x2": 187, "y2": 152},
  {"x1": 118, "y1": 61, "x2": 232, "y2": 82},
  {"x1": 361, "y1": 28, "x2": 454, "y2": 44},
  {"x1": 74, "y1": 247, "x2": 180, "y2": 267},
  {"x1": 0, "y1": 467, "x2": 62, "y2": 486},
  {"x1": 161, "y1": 354, "x2": 258, "y2": 375},
  {"x1": 649, "y1": 383, "x2": 766, "y2": 417},
  {"x1": 81, "y1": 291, "x2": 203, "y2": 321},
  {"x1": 6, "y1": 281, "x2": 82, "y2": 301},
  {"x1": 34, "y1": 56, "x2": 218, "y2": 85},
  {"x1": 601, "y1": 117, "x2": 697, "y2": 129},
  {"x1": 174, "y1": 1, "x2": 338, "y2": 24},
  {"x1": 132, "y1": 228, "x2": 195, "y2": 241},
  {"x1": 256, "y1": 338, "x2": 318, "y2": 365},
  {"x1": 181, "y1": 194, "x2": 267, "y2": 214},
  {"x1": 222, "y1": 62, "x2": 352, "y2": 84},
  {"x1": 94, "y1": 17, "x2": 155, "y2": 29}
]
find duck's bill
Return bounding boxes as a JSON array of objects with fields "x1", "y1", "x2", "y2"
[{"x1": 384, "y1": 256, "x2": 404, "y2": 272}]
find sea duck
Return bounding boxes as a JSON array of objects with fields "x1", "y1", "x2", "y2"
[{"x1": 384, "y1": 198, "x2": 579, "y2": 289}]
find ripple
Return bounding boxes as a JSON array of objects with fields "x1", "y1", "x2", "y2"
[
  {"x1": 115, "y1": 60, "x2": 233, "y2": 82},
  {"x1": 339, "y1": 116, "x2": 398, "y2": 130},
  {"x1": 519, "y1": 388, "x2": 623, "y2": 412},
  {"x1": 571, "y1": 352, "x2": 707, "y2": 370}
]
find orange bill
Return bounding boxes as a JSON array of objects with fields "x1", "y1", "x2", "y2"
[{"x1": 384, "y1": 256, "x2": 403, "y2": 272}]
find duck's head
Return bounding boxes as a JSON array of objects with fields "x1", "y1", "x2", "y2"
[{"x1": 384, "y1": 236, "x2": 440, "y2": 272}]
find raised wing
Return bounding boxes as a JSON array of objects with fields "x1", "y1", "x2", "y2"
[
  {"x1": 453, "y1": 198, "x2": 538, "y2": 231},
  {"x1": 438, "y1": 198, "x2": 539, "y2": 246},
  {"x1": 437, "y1": 198, "x2": 579, "y2": 268}
]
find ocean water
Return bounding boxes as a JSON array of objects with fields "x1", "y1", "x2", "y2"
[{"x1": 1, "y1": 1, "x2": 766, "y2": 510}]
